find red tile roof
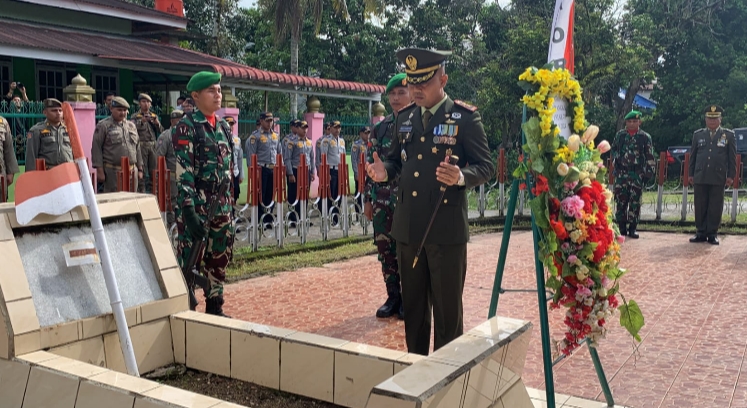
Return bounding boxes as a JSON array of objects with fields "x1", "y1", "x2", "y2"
[{"x1": 0, "y1": 20, "x2": 385, "y2": 94}]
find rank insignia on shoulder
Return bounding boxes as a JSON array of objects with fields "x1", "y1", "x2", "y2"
[
  {"x1": 454, "y1": 100, "x2": 477, "y2": 112},
  {"x1": 451, "y1": 113, "x2": 461, "y2": 119},
  {"x1": 399, "y1": 101, "x2": 416, "y2": 113}
]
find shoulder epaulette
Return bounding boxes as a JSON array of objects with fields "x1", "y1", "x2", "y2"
[
  {"x1": 454, "y1": 100, "x2": 477, "y2": 112},
  {"x1": 398, "y1": 101, "x2": 416, "y2": 113}
]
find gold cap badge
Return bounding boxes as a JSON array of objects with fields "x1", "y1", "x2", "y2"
[
  {"x1": 406, "y1": 55, "x2": 418, "y2": 71},
  {"x1": 711, "y1": 106, "x2": 717, "y2": 112}
]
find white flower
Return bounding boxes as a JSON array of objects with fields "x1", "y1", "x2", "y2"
[
  {"x1": 557, "y1": 163, "x2": 569, "y2": 176},
  {"x1": 568, "y1": 134, "x2": 581, "y2": 152},
  {"x1": 582, "y1": 125, "x2": 599, "y2": 143}
]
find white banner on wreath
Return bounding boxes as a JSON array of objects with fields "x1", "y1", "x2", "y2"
[{"x1": 548, "y1": 0, "x2": 575, "y2": 139}]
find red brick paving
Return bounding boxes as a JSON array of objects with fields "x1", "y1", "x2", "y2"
[{"x1": 214, "y1": 231, "x2": 747, "y2": 408}]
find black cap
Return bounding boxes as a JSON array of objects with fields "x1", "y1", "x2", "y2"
[
  {"x1": 331, "y1": 120, "x2": 341, "y2": 128},
  {"x1": 224, "y1": 116, "x2": 236, "y2": 125},
  {"x1": 255, "y1": 119, "x2": 261, "y2": 126},
  {"x1": 396, "y1": 48, "x2": 452, "y2": 85},
  {"x1": 260, "y1": 112, "x2": 274, "y2": 121},
  {"x1": 290, "y1": 119, "x2": 299, "y2": 127},
  {"x1": 298, "y1": 120, "x2": 309, "y2": 128},
  {"x1": 359, "y1": 126, "x2": 370, "y2": 133},
  {"x1": 705, "y1": 105, "x2": 724, "y2": 118}
]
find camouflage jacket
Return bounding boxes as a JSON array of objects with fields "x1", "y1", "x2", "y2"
[
  {"x1": 173, "y1": 111, "x2": 233, "y2": 212},
  {"x1": 364, "y1": 114, "x2": 398, "y2": 204},
  {"x1": 611, "y1": 128, "x2": 656, "y2": 181}
]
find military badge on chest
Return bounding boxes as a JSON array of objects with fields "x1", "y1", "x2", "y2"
[
  {"x1": 399, "y1": 112, "x2": 415, "y2": 162},
  {"x1": 432, "y1": 118, "x2": 459, "y2": 146}
]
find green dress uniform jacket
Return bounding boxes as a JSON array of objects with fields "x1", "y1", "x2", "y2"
[{"x1": 689, "y1": 127, "x2": 737, "y2": 185}]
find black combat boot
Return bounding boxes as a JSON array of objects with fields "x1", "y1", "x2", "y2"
[
  {"x1": 619, "y1": 223, "x2": 627, "y2": 236},
  {"x1": 205, "y1": 296, "x2": 232, "y2": 318},
  {"x1": 376, "y1": 285, "x2": 402, "y2": 318},
  {"x1": 627, "y1": 223, "x2": 639, "y2": 239}
]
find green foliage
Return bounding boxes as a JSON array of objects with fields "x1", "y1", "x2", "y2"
[{"x1": 619, "y1": 299, "x2": 645, "y2": 342}]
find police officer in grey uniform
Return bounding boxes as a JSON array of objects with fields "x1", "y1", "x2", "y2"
[
  {"x1": 284, "y1": 120, "x2": 315, "y2": 222},
  {"x1": 245, "y1": 112, "x2": 280, "y2": 214},
  {"x1": 318, "y1": 120, "x2": 346, "y2": 221},
  {"x1": 25, "y1": 98, "x2": 73, "y2": 170},
  {"x1": 0, "y1": 115, "x2": 19, "y2": 200},
  {"x1": 351, "y1": 126, "x2": 369, "y2": 209},
  {"x1": 131, "y1": 93, "x2": 163, "y2": 194},
  {"x1": 688, "y1": 105, "x2": 736, "y2": 245},
  {"x1": 92, "y1": 97, "x2": 143, "y2": 193},
  {"x1": 225, "y1": 116, "x2": 243, "y2": 216},
  {"x1": 156, "y1": 109, "x2": 184, "y2": 224}
]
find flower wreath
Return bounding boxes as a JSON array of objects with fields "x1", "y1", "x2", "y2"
[{"x1": 515, "y1": 66, "x2": 644, "y2": 356}]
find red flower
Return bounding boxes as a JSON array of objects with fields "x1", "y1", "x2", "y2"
[
  {"x1": 532, "y1": 175, "x2": 549, "y2": 196},
  {"x1": 550, "y1": 219, "x2": 569, "y2": 240},
  {"x1": 518, "y1": 154, "x2": 524, "y2": 163},
  {"x1": 519, "y1": 183, "x2": 527, "y2": 191},
  {"x1": 549, "y1": 197, "x2": 561, "y2": 218}
]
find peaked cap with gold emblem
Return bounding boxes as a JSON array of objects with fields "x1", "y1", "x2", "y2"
[
  {"x1": 395, "y1": 48, "x2": 452, "y2": 85},
  {"x1": 705, "y1": 105, "x2": 724, "y2": 118}
]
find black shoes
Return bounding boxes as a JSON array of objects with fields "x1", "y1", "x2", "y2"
[
  {"x1": 627, "y1": 224, "x2": 639, "y2": 239},
  {"x1": 707, "y1": 236, "x2": 719, "y2": 245},
  {"x1": 689, "y1": 235, "x2": 707, "y2": 243},
  {"x1": 376, "y1": 293, "x2": 402, "y2": 318},
  {"x1": 205, "y1": 296, "x2": 232, "y2": 318}
]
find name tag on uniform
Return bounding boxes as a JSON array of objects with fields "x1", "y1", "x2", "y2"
[
  {"x1": 399, "y1": 126, "x2": 413, "y2": 133},
  {"x1": 717, "y1": 137, "x2": 726, "y2": 147},
  {"x1": 698, "y1": 139, "x2": 706, "y2": 147}
]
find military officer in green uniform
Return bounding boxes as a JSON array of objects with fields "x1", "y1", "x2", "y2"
[
  {"x1": 131, "y1": 93, "x2": 163, "y2": 194},
  {"x1": 610, "y1": 110, "x2": 656, "y2": 238},
  {"x1": 156, "y1": 109, "x2": 184, "y2": 225},
  {"x1": 174, "y1": 71, "x2": 234, "y2": 316},
  {"x1": 92, "y1": 97, "x2": 143, "y2": 193},
  {"x1": 367, "y1": 49, "x2": 494, "y2": 355},
  {"x1": 0, "y1": 115, "x2": 19, "y2": 201},
  {"x1": 688, "y1": 105, "x2": 736, "y2": 245},
  {"x1": 365, "y1": 72, "x2": 411, "y2": 320},
  {"x1": 25, "y1": 98, "x2": 73, "y2": 171}
]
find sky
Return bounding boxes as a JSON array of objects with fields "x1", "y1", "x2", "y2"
[{"x1": 238, "y1": 0, "x2": 257, "y2": 8}]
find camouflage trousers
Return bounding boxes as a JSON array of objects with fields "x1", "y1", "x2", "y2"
[
  {"x1": 372, "y1": 187, "x2": 399, "y2": 290},
  {"x1": 176, "y1": 201, "x2": 234, "y2": 299},
  {"x1": 613, "y1": 177, "x2": 643, "y2": 227}
]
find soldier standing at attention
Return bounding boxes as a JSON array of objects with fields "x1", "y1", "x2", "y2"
[
  {"x1": 351, "y1": 126, "x2": 369, "y2": 210},
  {"x1": 318, "y1": 120, "x2": 345, "y2": 224},
  {"x1": 610, "y1": 110, "x2": 655, "y2": 239},
  {"x1": 174, "y1": 71, "x2": 234, "y2": 317},
  {"x1": 315, "y1": 122, "x2": 331, "y2": 176},
  {"x1": 92, "y1": 97, "x2": 143, "y2": 193},
  {"x1": 0, "y1": 115, "x2": 19, "y2": 200},
  {"x1": 245, "y1": 112, "x2": 280, "y2": 217},
  {"x1": 156, "y1": 109, "x2": 184, "y2": 225},
  {"x1": 284, "y1": 120, "x2": 315, "y2": 223},
  {"x1": 365, "y1": 72, "x2": 410, "y2": 320},
  {"x1": 25, "y1": 98, "x2": 73, "y2": 170},
  {"x1": 689, "y1": 105, "x2": 736, "y2": 245},
  {"x1": 224, "y1": 116, "x2": 243, "y2": 217},
  {"x1": 282, "y1": 120, "x2": 300, "y2": 222},
  {"x1": 132, "y1": 93, "x2": 163, "y2": 194},
  {"x1": 367, "y1": 49, "x2": 494, "y2": 355}
]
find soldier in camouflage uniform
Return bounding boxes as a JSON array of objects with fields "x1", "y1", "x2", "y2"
[
  {"x1": 611, "y1": 110, "x2": 656, "y2": 239},
  {"x1": 364, "y1": 73, "x2": 410, "y2": 319},
  {"x1": 131, "y1": 93, "x2": 163, "y2": 194},
  {"x1": 92, "y1": 97, "x2": 143, "y2": 193},
  {"x1": 0, "y1": 115, "x2": 19, "y2": 201},
  {"x1": 174, "y1": 71, "x2": 234, "y2": 317},
  {"x1": 351, "y1": 126, "x2": 369, "y2": 210},
  {"x1": 156, "y1": 110, "x2": 184, "y2": 225}
]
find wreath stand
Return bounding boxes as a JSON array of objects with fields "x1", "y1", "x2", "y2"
[{"x1": 487, "y1": 107, "x2": 616, "y2": 408}]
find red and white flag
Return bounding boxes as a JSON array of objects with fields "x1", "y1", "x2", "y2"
[
  {"x1": 14, "y1": 161, "x2": 86, "y2": 225},
  {"x1": 548, "y1": 0, "x2": 575, "y2": 74}
]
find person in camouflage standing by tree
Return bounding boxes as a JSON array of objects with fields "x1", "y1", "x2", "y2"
[
  {"x1": 364, "y1": 73, "x2": 411, "y2": 320},
  {"x1": 611, "y1": 110, "x2": 656, "y2": 239},
  {"x1": 174, "y1": 71, "x2": 234, "y2": 317}
]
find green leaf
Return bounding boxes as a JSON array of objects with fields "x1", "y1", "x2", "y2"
[
  {"x1": 531, "y1": 159, "x2": 545, "y2": 173},
  {"x1": 522, "y1": 117, "x2": 542, "y2": 144},
  {"x1": 562, "y1": 261, "x2": 574, "y2": 277},
  {"x1": 545, "y1": 230, "x2": 558, "y2": 252},
  {"x1": 546, "y1": 275, "x2": 562, "y2": 291},
  {"x1": 518, "y1": 80, "x2": 535, "y2": 92},
  {"x1": 607, "y1": 267, "x2": 627, "y2": 280},
  {"x1": 619, "y1": 299, "x2": 644, "y2": 342},
  {"x1": 608, "y1": 283, "x2": 620, "y2": 296},
  {"x1": 529, "y1": 196, "x2": 549, "y2": 229}
]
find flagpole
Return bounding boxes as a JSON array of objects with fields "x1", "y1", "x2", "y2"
[{"x1": 63, "y1": 103, "x2": 140, "y2": 377}]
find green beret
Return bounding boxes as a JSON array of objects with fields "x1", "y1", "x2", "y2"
[
  {"x1": 624, "y1": 110, "x2": 642, "y2": 120},
  {"x1": 187, "y1": 71, "x2": 221, "y2": 92},
  {"x1": 386, "y1": 73, "x2": 408, "y2": 94}
]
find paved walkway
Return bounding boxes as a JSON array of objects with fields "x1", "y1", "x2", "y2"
[{"x1": 214, "y1": 231, "x2": 747, "y2": 408}]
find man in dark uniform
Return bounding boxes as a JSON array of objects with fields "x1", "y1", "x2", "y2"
[
  {"x1": 25, "y1": 98, "x2": 73, "y2": 170},
  {"x1": 689, "y1": 105, "x2": 736, "y2": 245},
  {"x1": 131, "y1": 93, "x2": 163, "y2": 193},
  {"x1": 610, "y1": 110, "x2": 656, "y2": 238},
  {"x1": 365, "y1": 72, "x2": 410, "y2": 320},
  {"x1": 367, "y1": 49, "x2": 494, "y2": 355},
  {"x1": 245, "y1": 112, "x2": 280, "y2": 217}
]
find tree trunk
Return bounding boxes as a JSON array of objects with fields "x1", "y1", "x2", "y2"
[
  {"x1": 616, "y1": 78, "x2": 642, "y2": 131},
  {"x1": 290, "y1": 33, "x2": 300, "y2": 119}
]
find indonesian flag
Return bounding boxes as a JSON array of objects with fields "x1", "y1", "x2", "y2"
[
  {"x1": 14, "y1": 162, "x2": 86, "y2": 225},
  {"x1": 548, "y1": 0, "x2": 575, "y2": 74}
]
